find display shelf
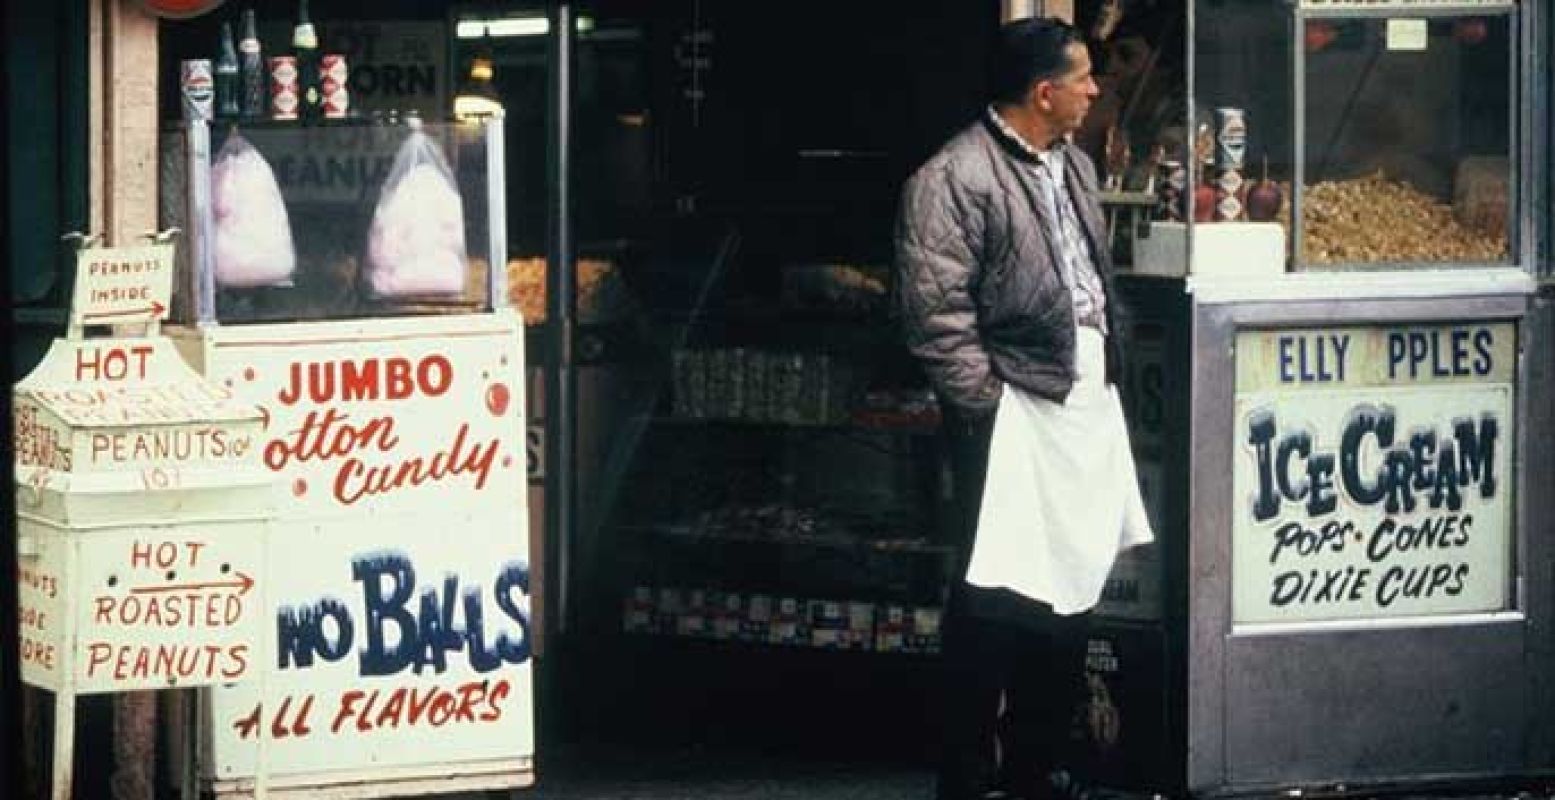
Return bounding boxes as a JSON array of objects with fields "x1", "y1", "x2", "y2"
[
  {"x1": 620, "y1": 586, "x2": 943, "y2": 656},
  {"x1": 637, "y1": 414, "x2": 940, "y2": 436},
  {"x1": 617, "y1": 522, "x2": 954, "y2": 557},
  {"x1": 618, "y1": 629, "x2": 942, "y2": 658}
]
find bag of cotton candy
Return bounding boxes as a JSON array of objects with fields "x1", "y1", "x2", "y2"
[
  {"x1": 363, "y1": 120, "x2": 468, "y2": 298},
  {"x1": 211, "y1": 131, "x2": 297, "y2": 288}
]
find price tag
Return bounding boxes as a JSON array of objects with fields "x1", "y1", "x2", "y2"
[{"x1": 1386, "y1": 18, "x2": 1429, "y2": 51}]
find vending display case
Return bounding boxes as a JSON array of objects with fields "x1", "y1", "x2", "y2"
[
  {"x1": 158, "y1": 115, "x2": 536, "y2": 798},
  {"x1": 1109, "y1": 1, "x2": 1552, "y2": 795},
  {"x1": 1132, "y1": 0, "x2": 1524, "y2": 277},
  {"x1": 1290, "y1": 0, "x2": 1517, "y2": 268}
]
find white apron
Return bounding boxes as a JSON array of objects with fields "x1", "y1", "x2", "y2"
[{"x1": 964, "y1": 327, "x2": 1155, "y2": 615}]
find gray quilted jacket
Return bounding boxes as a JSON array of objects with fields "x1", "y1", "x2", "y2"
[{"x1": 895, "y1": 115, "x2": 1123, "y2": 418}]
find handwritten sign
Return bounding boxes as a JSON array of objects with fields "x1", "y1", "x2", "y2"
[
  {"x1": 1232, "y1": 323, "x2": 1515, "y2": 624},
  {"x1": 14, "y1": 330, "x2": 271, "y2": 695},
  {"x1": 16, "y1": 339, "x2": 256, "y2": 429},
  {"x1": 73, "y1": 529, "x2": 264, "y2": 693},
  {"x1": 170, "y1": 313, "x2": 533, "y2": 781},
  {"x1": 18, "y1": 542, "x2": 67, "y2": 691},
  {"x1": 70, "y1": 245, "x2": 174, "y2": 327},
  {"x1": 194, "y1": 326, "x2": 522, "y2": 518}
]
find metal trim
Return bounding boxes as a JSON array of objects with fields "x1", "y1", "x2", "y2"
[
  {"x1": 185, "y1": 119, "x2": 216, "y2": 327},
  {"x1": 1231, "y1": 611, "x2": 1527, "y2": 638},
  {"x1": 485, "y1": 113, "x2": 509, "y2": 312},
  {"x1": 1187, "y1": 268, "x2": 1536, "y2": 304}
]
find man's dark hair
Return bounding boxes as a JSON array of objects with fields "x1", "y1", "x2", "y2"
[{"x1": 989, "y1": 17, "x2": 1085, "y2": 105}]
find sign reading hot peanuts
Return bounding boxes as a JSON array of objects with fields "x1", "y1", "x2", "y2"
[
  {"x1": 1232, "y1": 323, "x2": 1517, "y2": 624},
  {"x1": 70, "y1": 530, "x2": 265, "y2": 693}
]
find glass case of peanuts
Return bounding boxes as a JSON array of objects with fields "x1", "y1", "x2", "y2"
[
  {"x1": 1184, "y1": 0, "x2": 1520, "y2": 273},
  {"x1": 1294, "y1": 4, "x2": 1513, "y2": 268}
]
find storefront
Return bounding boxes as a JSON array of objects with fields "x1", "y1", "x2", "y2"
[{"x1": 8, "y1": 0, "x2": 1555, "y2": 796}]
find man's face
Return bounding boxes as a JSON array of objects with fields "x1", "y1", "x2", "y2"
[{"x1": 1036, "y1": 42, "x2": 1099, "y2": 136}]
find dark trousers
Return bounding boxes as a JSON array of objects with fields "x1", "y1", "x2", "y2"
[{"x1": 937, "y1": 406, "x2": 1089, "y2": 800}]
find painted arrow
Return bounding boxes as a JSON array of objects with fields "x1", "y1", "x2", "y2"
[
  {"x1": 83, "y1": 300, "x2": 167, "y2": 320},
  {"x1": 130, "y1": 570, "x2": 254, "y2": 596}
]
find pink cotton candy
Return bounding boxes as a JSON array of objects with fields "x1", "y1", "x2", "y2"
[
  {"x1": 211, "y1": 133, "x2": 297, "y2": 288},
  {"x1": 364, "y1": 130, "x2": 468, "y2": 298}
]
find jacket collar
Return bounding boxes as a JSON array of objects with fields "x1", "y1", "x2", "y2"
[{"x1": 982, "y1": 106, "x2": 1066, "y2": 166}]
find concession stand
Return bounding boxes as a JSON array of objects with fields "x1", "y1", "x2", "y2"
[
  {"x1": 158, "y1": 109, "x2": 534, "y2": 796},
  {"x1": 1083, "y1": 0, "x2": 1555, "y2": 794},
  {"x1": 13, "y1": 0, "x2": 1554, "y2": 797}
]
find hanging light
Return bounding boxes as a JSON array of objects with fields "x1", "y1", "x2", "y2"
[{"x1": 454, "y1": 35, "x2": 503, "y2": 121}]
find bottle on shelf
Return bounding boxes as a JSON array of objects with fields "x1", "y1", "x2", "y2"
[
  {"x1": 214, "y1": 21, "x2": 241, "y2": 120},
  {"x1": 292, "y1": 0, "x2": 321, "y2": 123},
  {"x1": 238, "y1": 7, "x2": 265, "y2": 120}
]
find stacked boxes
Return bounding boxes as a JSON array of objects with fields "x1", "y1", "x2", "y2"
[{"x1": 670, "y1": 348, "x2": 860, "y2": 424}]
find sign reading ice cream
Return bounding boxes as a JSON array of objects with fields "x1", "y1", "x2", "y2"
[{"x1": 1232, "y1": 323, "x2": 1516, "y2": 624}]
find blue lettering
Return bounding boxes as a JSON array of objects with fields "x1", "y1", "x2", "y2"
[
  {"x1": 355, "y1": 553, "x2": 419, "y2": 677},
  {"x1": 1473, "y1": 328, "x2": 1494, "y2": 376},
  {"x1": 494, "y1": 563, "x2": 533, "y2": 665},
  {"x1": 1279, "y1": 337, "x2": 1297, "y2": 383},
  {"x1": 276, "y1": 597, "x2": 354, "y2": 669},
  {"x1": 280, "y1": 554, "x2": 535, "y2": 678}
]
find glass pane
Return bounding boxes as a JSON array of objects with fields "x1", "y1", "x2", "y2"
[
  {"x1": 1096, "y1": 0, "x2": 1190, "y2": 272},
  {"x1": 1299, "y1": 12, "x2": 1513, "y2": 268},
  {"x1": 1172, "y1": 0, "x2": 1294, "y2": 276},
  {"x1": 162, "y1": 119, "x2": 498, "y2": 324},
  {"x1": 566, "y1": 1, "x2": 981, "y2": 645}
]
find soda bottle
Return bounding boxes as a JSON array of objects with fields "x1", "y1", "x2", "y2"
[
  {"x1": 238, "y1": 8, "x2": 265, "y2": 120},
  {"x1": 215, "y1": 21, "x2": 240, "y2": 120},
  {"x1": 292, "y1": 0, "x2": 321, "y2": 122}
]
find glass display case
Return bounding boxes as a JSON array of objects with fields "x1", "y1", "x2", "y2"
[
  {"x1": 160, "y1": 115, "x2": 508, "y2": 324},
  {"x1": 1292, "y1": 0, "x2": 1516, "y2": 269},
  {"x1": 1128, "y1": 0, "x2": 1526, "y2": 277}
]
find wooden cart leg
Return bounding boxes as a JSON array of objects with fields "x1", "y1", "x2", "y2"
[{"x1": 51, "y1": 690, "x2": 75, "y2": 800}]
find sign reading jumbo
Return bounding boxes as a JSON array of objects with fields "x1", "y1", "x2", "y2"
[{"x1": 1232, "y1": 323, "x2": 1516, "y2": 625}]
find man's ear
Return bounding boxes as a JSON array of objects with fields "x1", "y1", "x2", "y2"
[{"x1": 1030, "y1": 80, "x2": 1053, "y2": 111}]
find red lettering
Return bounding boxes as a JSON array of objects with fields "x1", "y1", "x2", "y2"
[
  {"x1": 331, "y1": 690, "x2": 367, "y2": 733},
  {"x1": 356, "y1": 689, "x2": 381, "y2": 731},
  {"x1": 386, "y1": 358, "x2": 414, "y2": 399},
  {"x1": 94, "y1": 596, "x2": 115, "y2": 624},
  {"x1": 375, "y1": 687, "x2": 408, "y2": 729},
  {"x1": 75, "y1": 347, "x2": 101, "y2": 381},
  {"x1": 333, "y1": 425, "x2": 500, "y2": 506},
  {"x1": 271, "y1": 695, "x2": 296, "y2": 739},
  {"x1": 454, "y1": 680, "x2": 484, "y2": 723},
  {"x1": 185, "y1": 541, "x2": 206, "y2": 568},
  {"x1": 341, "y1": 359, "x2": 379, "y2": 401},
  {"x1": 233, "y1": 704, "x2": 262, "y2": 740},
  {"x1": 294, "y1": 693, "x2": 314, "y2": 736},
  {"x1": 482, "y1": 679, "x2": 511, "y2": 721},
  {"x1": 427, "y1": 693, "x2": 457, "y2": 727},
  {"x1": 264, "y1": 410, "x2": 399, "y2": 472},
  {"x1": 154, "y1": 541, "x2": 177, "y2": 569},
  {"x1": 419, "y1": 355, "x2": 453, "y2": 397},
  {"x1": 130, "y1": 540, "x2": 154, "y2": 568},
  {"x1": 130, "y1": 346, "x2": 153, "y2": 378},
  {"x1": 73, "y1": 345, "x2": 155, "y2": 382},
  {"x1": 224, "y1": 645, "x2": 249, "y2": 679}
]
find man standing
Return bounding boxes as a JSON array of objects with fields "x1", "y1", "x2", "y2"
[{"x1": 895, "y1": 17, "x2": 1153, "y2": 800}]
